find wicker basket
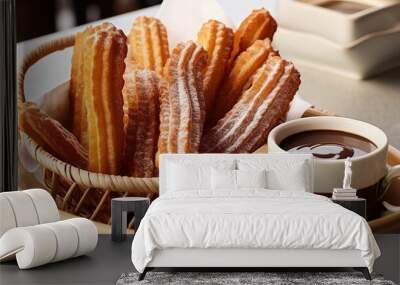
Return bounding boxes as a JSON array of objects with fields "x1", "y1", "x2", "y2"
[{"x1": 18, "y1": 34, "x2": 400, "y2": 228}]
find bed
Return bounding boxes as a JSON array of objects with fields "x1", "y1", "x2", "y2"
[{"x1": 131, "y1": 154, "x2": 380, "y2": 280}]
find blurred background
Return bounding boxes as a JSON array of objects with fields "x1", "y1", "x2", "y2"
[{"x1": 16, "y1": 0, "x2": 162, "y2": 42}]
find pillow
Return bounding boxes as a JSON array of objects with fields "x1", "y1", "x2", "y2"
[
  {"x1": 237, "y1": 157, "x2": 312, "y2": 192},
  {"x1": 167, "y1": 162, "x2": 211, "y2": 191},
  {"x1": 165, "y1": 158, "x2": 236, "y2": 193},
  {"x1": 268, "y1": 166, "x2": 308, "y2": 192},
  {"x1": 236, "y1": 169, "x2": 267, "y2": 189},
  {"x1": 211, "y1": 169, "x2": 268, "y2": 190},
  {"x1": 211, "y1": 168, "x2": 236, "y2": 190}
]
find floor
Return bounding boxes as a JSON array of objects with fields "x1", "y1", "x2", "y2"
[
  {"x1": 0, "y1": 235, "x2": 399, "y2": 285},
  {"x1": 0, "y1": 235, "x2": 135, "y2": 285},
  {"x1": 374, "y1": 234, "x2": 400, "y2": 284}
]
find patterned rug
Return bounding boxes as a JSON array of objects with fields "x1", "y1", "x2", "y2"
[{"x1": 117, "y1": 271, "x2": 395, "y2": 285}]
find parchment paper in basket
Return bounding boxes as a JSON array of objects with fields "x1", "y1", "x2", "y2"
[{"x1": 157, "y1": 0, "x2": 235, "y2": 50}]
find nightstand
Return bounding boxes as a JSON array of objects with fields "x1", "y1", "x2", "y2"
[
  {"x1": 331, "y1": 198, "x2": 366, "y2": 219},
  {"x1": 111, "y1": 197, "x2": 150, "y2": 242}
]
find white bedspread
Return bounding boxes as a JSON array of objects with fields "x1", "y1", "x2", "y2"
[{"x1": 131, "y1": 190, "x2": 380, "y2": 272}]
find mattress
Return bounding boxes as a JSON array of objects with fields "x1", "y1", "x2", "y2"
[{"x1": 131, "y1": 190, "x2": 380, "y2": 272}]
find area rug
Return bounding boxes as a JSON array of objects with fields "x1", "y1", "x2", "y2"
[{"x1": 116, "y1": 271, "x2": 395, "y2": 285}]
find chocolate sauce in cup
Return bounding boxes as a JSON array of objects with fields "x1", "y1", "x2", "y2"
[{"x1": 279, "y1": 130, "x2": 377, "y2": 160}]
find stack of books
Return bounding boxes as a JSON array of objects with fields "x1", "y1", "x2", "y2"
[{"x1": 332, "y1": 188, "x2": 358, "y2": 200}]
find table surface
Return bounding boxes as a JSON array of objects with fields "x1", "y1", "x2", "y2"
[
  {"x1": 17, "y1": 0, "x2": 400, "y2": 150},
  {"x1": 1, "y1": 234, "x2": 399, "y2": 285}
]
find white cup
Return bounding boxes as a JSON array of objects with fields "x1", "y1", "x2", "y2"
[{"x1": 268, "y1": 116, "x2": 400, "y2": 196}]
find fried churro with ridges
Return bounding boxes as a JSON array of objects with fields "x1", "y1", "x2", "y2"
[
  {"x1": 201, "y1": 56, "x2": 300, "y2": 153},
  {"x1": 128, "y1": 16, "x2": 169, "y2": 75},
  {"x1": 83, "y1": 23, "x2": 127, "y2": 175},
  {"x1": 122, "y1": 69, "x2": 160, "y2": 177},
  {"x1": 19, "y1": 102, "x2": 88, "y2": 169},
  {"x1": 158, "y1": 41, "x2": 207, "y2": 154},
  {"x1": 197, "y1": 20, "x2": 233, "y2": 114},
  {"x1": 228, "y1": 8, "x2": 277, "y2": 68},
  {"x1": 208, "y1": 39, "x2": 275, "y2": 126},
  {"x1": 157, "y1": 79, "x2": 170, "y2": 160},
  {"x1": 70, "y1": 30, "x2": 88, "y2": 149}
]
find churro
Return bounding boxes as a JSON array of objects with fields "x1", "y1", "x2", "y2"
[
  {"x1": 122, "y1": 69, "x2": 160, "y2": 177},
  {"x1": 19, "y1": 102, "x2": 88, "y2": 169},
  {"x1": 228, "y1": 8, "x2": 277, "y2": 68},
  {"x1": 201, "y1": 56, "x2": 300, "y2": 153},
  {"x1": 208, "y1": 39, "x2": 275, "y2": 126},
  {"x1": 197, "y1": 20, "x2": 233, "y2": 113},
  {"x1": 70, "y1": 29, "x2": 88, "y2": 148},
  {"x1": 83, "y1": 23, "x2": 127, "y2": 174},
  {"x1": 128, "y1": 16, "x2": 169, "y2": 75},
  {"x1": 158, "y1": 41, "x2": 207, "y2": 154}
]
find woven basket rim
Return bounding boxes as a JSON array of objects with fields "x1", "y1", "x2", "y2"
[{"x1": 22, "y1": 135, "x2": 158, "y2": 192}]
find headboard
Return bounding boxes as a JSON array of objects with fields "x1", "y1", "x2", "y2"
[{"x1": 159, "y1": 153, "x2": 314, "y2": 195}]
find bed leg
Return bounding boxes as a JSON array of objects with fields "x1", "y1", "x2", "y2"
[
  {"x1": 354, "y1": 267, "x2": 371, "y2": 280},
  {"x1": 138, "y1": 268, "x2": 147, "y2": 281}
]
